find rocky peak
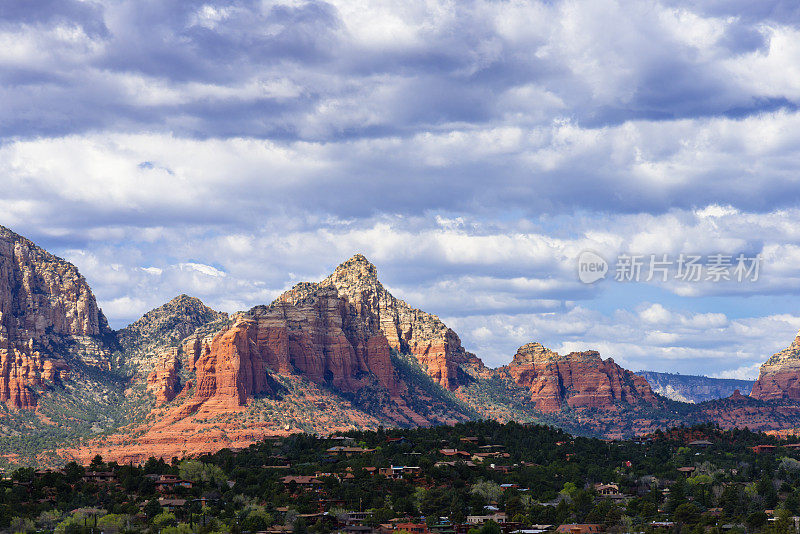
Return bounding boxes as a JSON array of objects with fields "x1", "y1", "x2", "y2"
[
  {"x1": 118, "y1": 294, "x2": 228, "y2": 369},
  {"x1": 751, "y1": 329, "x2": 800, "y2": 401},
  {"x1": 511, "y1": 342, "x2": 560, "y2": 364},
  {"x1": 510, "y1": 343, "x2": 603, "y2": 366},
  {"x1": 0, "y1": 224, "x2": 116, "y2": 408},
  {"x1": 502, "y1": 341, "x2": 656, "y2": 413},
  {"x1": 762, "y1": 330, "x2": 800, "y2": 367},
  {"x1": 273, "y1": 254, "x2": 483, "y2": 390},
  {"x1": 320, "y1": 254, "x2": 384, "y2": 306},
  {"x1": 330, "y1": 254, "x2": 378, "y2": 281}
]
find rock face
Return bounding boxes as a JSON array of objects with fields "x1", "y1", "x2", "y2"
[
  {"x1": 279, "y1": 254, "x2": 483, "y2": 390},
  {"x1": 0, "y1": 225, "x2": 115, "y2": 408},
  {"x1": 119, "y1": 294, "x2": 228, "y2": 368},
  {"x1": 501, "y1": 342, "x2": 658, "y2": 412},
  {"x1": 176, "y1": 286, "x2": 413, "y2": 419},
  {"x1": 751, "y1": 331, "x2": 800, "y2": 401},
  {"x1": 146, "y1": 347, "x2": 182, "y2": 405},
  {"x1": 120, "y1": 295, "x2": 229, "y2": 407}
]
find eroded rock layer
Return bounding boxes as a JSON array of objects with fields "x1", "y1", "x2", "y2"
[
  {"x1": 278, "y1": 254, "x2": 483, "y2": 390},
  {"x1": 172, "y1": 286, "x2": 420, "y2": 421},
  {"x1": 0, "y1": 225, "x2": 114, "y2": 408},
  {"x1": 751, "y1": 332, "x2": 800, "y2": 401},
  {"x1": 500, "y1": 342, "x2": 658, "y2": 412}
]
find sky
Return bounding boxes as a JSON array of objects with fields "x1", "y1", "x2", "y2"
[{"x1": 3, "y1": 0, "x2": 800, "y2": 378}]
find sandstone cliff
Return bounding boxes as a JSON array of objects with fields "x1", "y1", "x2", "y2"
[
  {"x1": 278, "y1": 254, "x2": 483, "y2": 390},
  {"x1": 499, "y1": 342, "x2": 658, "y2": 412},
  {"x1": 751, "y1": 331, "x2": 800, "y2": 401},
  {"x1": 0, "y1": 225, "x2": 116, "y2": 408},
  {"x1": 171, "y1": 283, "x2": 465, "y2": 427}
]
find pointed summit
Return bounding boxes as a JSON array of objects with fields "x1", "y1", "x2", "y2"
[
  {"x1": 337, "y1": 253, "x2": 376, "y2": 271},
  {"x1": 273, "y1": 253, "x2": 484, "y2": 390},
  {"x1": 510, "y1": 342, "x2": 560, "y2": 365},
  {"x1": 118, "y1": 295, "x2": 228, "y2": 364},
  {"x1": 325, "y1": 253, "x2": 379, "y2": 287}
]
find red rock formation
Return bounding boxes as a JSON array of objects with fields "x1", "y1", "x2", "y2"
[
  {"x1": 278, "y1": 254, "x2": 483, "y2": 390},
  {"x1": 501, "y1": 342, "x2": 658, "y2": 412},
  {"x1": 176, "y1": 287, "x2": 403, "y2": 416},
  {"x1": 146, "y1": 348, "x2": 181, "y2": 406},
  {"x1": 751, "y1": 331, "x2": 800, "y2": 401},
  {"x1": 0, "y1": 225, "x2": 114, "y2": 408}
]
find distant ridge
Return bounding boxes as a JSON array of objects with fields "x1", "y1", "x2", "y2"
[{"x1": 636, "y1": 371, "x2": 755, "y2": 403}]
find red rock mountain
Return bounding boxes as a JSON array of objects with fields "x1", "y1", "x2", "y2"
[
  {"x1": 0, "y1": 225, "x2": 115, "y2": 409},
  {"x1": 76, "y1": 256, "x2": 482, "y2": 463},
  {"x1": 117, "y1": 294, "x2": 229, "y2": 406},
  {"x1": 499, "y1": 342, "x2": 658, "y2": 412},
  {"x1": 150, "y1": 257, "x2": 480, "y2": 427},
  {"x1": 279, "y1": 254, "x2": 484, "y2": 389},
  {"x1": 7, "y1": 226, "x2": 800, "y2": 464},
  {"x1": 751, "y1": 331, "x2": 800, "y2": 401}
]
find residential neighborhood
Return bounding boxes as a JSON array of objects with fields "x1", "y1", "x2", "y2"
[{"x1": 1, "y1": 421, "x2": 800, "y2": 533}]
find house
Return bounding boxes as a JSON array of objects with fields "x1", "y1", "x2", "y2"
[
  {"x1": 594, "y1": 484, "x2": 620, "y2": 496},
  {"x1": 435, "y1": 460, "x2": 477, "y2": 468},
  {"x1": 460, "y1": 437, "x2": 479, "y2": 444},
  {"x1": 489, "y1": 465, "x2": 511, "y2": 473},
  {"x1": 378, "y1": 466, "x2": 421, "y2": 479},
  {"x1": 677, "y1": 467, "x2": 696, "y2": 475},
  {"x1": 650, "y1": 522, "x2": 674, "y2": 529},
  {"x1": 467, "y1": 513, "x2": 507, "y2": 524},
  {"x1": 556, "y1": 524, "x2": 602, "y2": 534},
  {"x1": 327, "y1": 446, "x2": 375, "y2": 456},
  {"x1": 688, "y1": 440, "x2": 712, "y2": 448},
  {"x1": 158, "y1": 498, "x2": 187, "y2": 512},
  {"x1": 753, "y1": 445, "x2": 777, "y2": 453},
  {"x1": 280, "y1": 475, "x2": 323, "y2": 487},
  {"x1": 346, "y1": 512, "x2": 370, "y2": 524},
  {"x1": 82, "y1": 471, "x2": 116, "y2": 484},
  {"x1": 439, "y1": 449, "x2": 471, "y2": 457},
  {"x1": 154, "y1": 474, "x2": 193, "y2": 492},
  {"x1": 395, "y1": 522, "x2": 430, "y2": 534}
]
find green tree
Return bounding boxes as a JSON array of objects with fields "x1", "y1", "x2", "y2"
[
  {"x1": 153, "y1": 512, "x2": 178, "y2": 530},
  {"x1": 144, "y1": 499, "x2": 163, "y2": 520},
  {"x1": 479, "y1": 521, "x2": 502, "y2": 534},
  {"x1": 674, "y1": 503, "x2": 700, "y2": 525},
  {"x1": 746, "y1": 511, "x2": 767, "y2": 531}
]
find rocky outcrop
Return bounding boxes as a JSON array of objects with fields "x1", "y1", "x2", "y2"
[
  {"x1": 146, "y1": 347, "x2": 182, "y2": 406},
  {"x1": 119, "y1": 294, "x2": 228, "y2": 369},
  {"x1": 751, "y1": 331, "x2": 800, "y2": 401},
  {"x1": 0, "y1": 225, "x2": 115, "y2": 408},
  {"x1": 500, "y1": 342, "x2": 658, "y2": 413},
  {"x1": 178, "y1": 286, "x2": 404, "y2": 413},
  {"x1": 278, "y1": 254, "x2": 483, "y2": 390}
]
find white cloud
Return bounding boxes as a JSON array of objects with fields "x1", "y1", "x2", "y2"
[{"x1": 3, "y1": 0, "x2": 800, "y2": 381}]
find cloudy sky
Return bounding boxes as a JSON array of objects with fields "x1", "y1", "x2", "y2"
[{"x1": 3, "y1": 0, "x2": 800, "y2": 378}]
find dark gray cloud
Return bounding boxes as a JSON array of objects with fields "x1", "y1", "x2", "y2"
[{"x1": 2, "y1": 0, "x2": 798, "y2": 143}]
